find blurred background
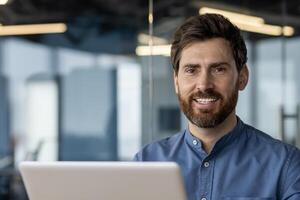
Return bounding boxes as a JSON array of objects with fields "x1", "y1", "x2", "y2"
[{"x1": 0, "y1": 0, "x2": 300, "y2": 199}]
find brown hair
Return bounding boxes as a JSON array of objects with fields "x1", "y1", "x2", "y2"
[{"x1": 171, "y1": 14, "x2": 247, "y2": 74}]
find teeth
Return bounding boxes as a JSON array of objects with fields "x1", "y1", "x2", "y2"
[{"x1": 195, "y1": 98, "x2": 217, "y2": 104}]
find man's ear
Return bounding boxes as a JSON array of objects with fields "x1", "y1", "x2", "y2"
[
  {"x1": 173, "y1": 70, "x2": 179, "y2": 94},
  {"x1": 238, "y1": 65, "x2": 249, "y2": 91}
]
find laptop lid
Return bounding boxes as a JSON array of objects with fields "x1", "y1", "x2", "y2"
[{"x1": 19, "y1": 161, "x2": 187, "y2": 200}]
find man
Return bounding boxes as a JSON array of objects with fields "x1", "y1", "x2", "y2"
[{"x1": 134, "y1": 14, "x2": 300, "y2": 200}]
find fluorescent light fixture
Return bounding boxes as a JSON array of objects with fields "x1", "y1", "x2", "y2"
[
  {"x1": 0, "y1": 0, "x2": 9, "y2": 5},
  {"x1": 199, "y1": 7, "x2": 265, "y2": 25},
  {"x1": 135, "y1": 44, "x2": 171, "y2": 56},
  {"x1": 199, "y1": 7, "x2": 295, "y2": 36},
  {"x1": 0, "y1": 23, "x2": 67, "y2": 36},
  {"x1": 234, "y1": 22, "x2": 279, "y2": 36},
  {"x1": 283, "y1": 26, "x2": 294, "y2": 36},
  {"x1": 232, "y1": 21, "x2": 294, "y2": 36},
  {"x1": 138, "y1": 33, "x2": 168, "y2": 45}
]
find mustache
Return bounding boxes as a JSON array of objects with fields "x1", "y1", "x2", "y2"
[{"x1": 190, "y1": 89, "x2": 222, "y2": 99}]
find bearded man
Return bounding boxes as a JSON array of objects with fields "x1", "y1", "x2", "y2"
[{"x1": 134, "y1": 14, "x2": 300, "y2": 200}]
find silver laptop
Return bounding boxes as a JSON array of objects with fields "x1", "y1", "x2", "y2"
[{"x1": 19, "y1": 161, "x2": 187, "y2": 200}]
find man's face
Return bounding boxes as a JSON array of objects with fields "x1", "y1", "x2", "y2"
[{"x1": 174, "y1": 38, "x2": 248, "y2": 128}]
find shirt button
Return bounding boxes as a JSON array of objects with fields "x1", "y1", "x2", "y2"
[
  {"x1": 201, "y1": 198, "x2": 207, "y2": 200},
  {"x1": 192, "y1": 140, "x2": 198, "y2": 145},
  {"x1": 204, "y1": 162, "x2": 210, "y2": 168}
]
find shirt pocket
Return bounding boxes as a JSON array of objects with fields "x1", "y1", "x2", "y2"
[{"x1": 221, "y1": 197, "x2": 275, "y2": 200}]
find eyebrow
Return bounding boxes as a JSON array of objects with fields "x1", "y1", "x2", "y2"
[
  {"x1": 182, "y1": 61, "x2": 230, "y2": 69},
  {"x1": 182, "y1": 64, "x2": 199, "y2": 69},
  {"x1": 209, "y1": 62, "x2": 230, "y2": 68}
]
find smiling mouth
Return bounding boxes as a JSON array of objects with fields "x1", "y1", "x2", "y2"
[{"x1": 194, "y1": 98, "x2": 218, "y2": 104}]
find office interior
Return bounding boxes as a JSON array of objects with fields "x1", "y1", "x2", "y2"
[{"x1": 0, "y1": 0, "x2": 299, "y2": 199}]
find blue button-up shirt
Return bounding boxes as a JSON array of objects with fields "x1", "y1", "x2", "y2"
[{"x1": 134, "y1": 117, "x2": 300, "y2": 200}]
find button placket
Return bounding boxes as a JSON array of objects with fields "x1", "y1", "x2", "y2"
[
  {"x1": 204, "y1": 161, "x2": 210, "y2": 168},
  {"x1": 192, "y1": 139, "x2": 198, "y2": 145}
]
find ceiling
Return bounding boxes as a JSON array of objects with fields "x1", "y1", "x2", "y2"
[
  {"x1": 0, "y1": 0, "x2": 299, "y2": 52},
  {"x1": 0, "y1": 0, "x2": 148, "y2": 27}
]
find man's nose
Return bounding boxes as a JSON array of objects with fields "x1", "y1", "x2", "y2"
[{"x1": 196, "y1": 71, "x2": 214, "y2": 91}]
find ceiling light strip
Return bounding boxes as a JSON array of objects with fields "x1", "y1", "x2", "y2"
[
  {"x1": 0, "y1": 0, "x2": 8, "y2": 5},
  {"x1": 138, "y1": 33, "x2": 168, "y2": 45},
  {"x1": 0, "y1": 23, "x2": 67, "y2": 36},
  {"x1": 199, "y1": 7, "x2": 294, "y2": 36},
  {"x1": 135, "y1": 45, "x2": 171, "y2": 56}
]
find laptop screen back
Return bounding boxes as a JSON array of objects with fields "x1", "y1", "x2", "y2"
[{"x1": 19, "y1": 161, "x2": 187, "y2": 200}]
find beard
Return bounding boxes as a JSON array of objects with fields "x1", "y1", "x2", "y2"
[{"x1": 177, "y1": 84, "x2": 238, "y2": 128}]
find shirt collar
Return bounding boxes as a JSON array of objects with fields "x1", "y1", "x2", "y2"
[{"x1": 184, "y1": 116, "x2": 245, "y2": 157}]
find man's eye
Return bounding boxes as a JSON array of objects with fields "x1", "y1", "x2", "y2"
[
  {"x1": 185, "y1": 67, "x2": 195, "y2": 74},
  {"x1": 214, "y1": 67, "x2": 226, "y2": 74}
]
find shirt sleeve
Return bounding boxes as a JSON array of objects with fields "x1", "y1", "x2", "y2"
[{"x1": 282, "y1": 147, "x2": 300, "y2": 199}]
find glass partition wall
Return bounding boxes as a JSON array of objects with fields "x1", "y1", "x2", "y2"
[
  {"x1": 142, "y1": 0, "x2": 300, "y2": 147},
  {"x1": 0, "y1": 0, "x2": 298, "y2": 164},
  {"x1": 0, "y1": 0, "x2": 299, "y2": 199},
  {"x1": 0, "y1": 0, "x2": 297, "y2": 164}
]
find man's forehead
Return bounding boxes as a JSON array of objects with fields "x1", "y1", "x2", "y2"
[{"x1": 179, "y1": 38, "x2": 234, "y2": 67}]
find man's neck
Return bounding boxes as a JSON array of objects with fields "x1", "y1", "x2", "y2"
[{"x1": 188, "y1": 112, "x2": 237, "y2": 154}]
